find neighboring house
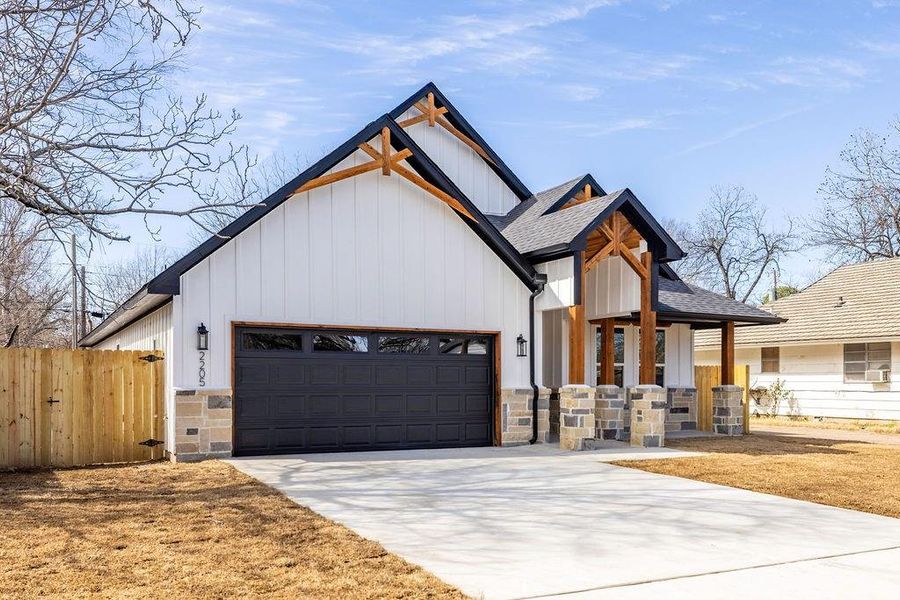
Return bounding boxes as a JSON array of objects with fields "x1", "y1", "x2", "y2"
[
  {"x1": 696, "y1": 258, "x2": 900, "y2": 420},
  {"x1": 80, "y1": 83, "x2": 778, "y2": 460}
]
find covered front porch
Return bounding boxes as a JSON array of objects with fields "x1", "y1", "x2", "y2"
[{"x1": 533, "y1": 200, "x2": 745, "y2": 450}]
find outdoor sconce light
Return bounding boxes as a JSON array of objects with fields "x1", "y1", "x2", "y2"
[
  {"x1": 516, "y1": 334, "x2": 527, "y2": 357},
  {"x1": 197, "y1": 323, "x2": 209, "y2": 351}
]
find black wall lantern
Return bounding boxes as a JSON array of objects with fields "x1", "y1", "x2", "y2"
[
  {"x1": 197, "y1": 323, "x2": 209, "y2": 351},
  {"x1": 516, "y1": 334, "x2": 527, "y2": 357}
]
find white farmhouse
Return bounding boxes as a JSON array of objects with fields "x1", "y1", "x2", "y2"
[
  {"x1": 696, "y1": 258, "x2": 900, "y2": 420},
  {"x1": 81, "y1": 83, "x2": 777, "y2": 460}
]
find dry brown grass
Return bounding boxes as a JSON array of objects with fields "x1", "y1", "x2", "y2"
[
  {"x1": 0, "y1": 460, "x2": 465, "y2": 599},
  {"x1": 751, "y1": 415, "x2": 900, "y2": 435},
  {"x1": 613, "y1": 434, "x2": 900, "y2": 519}
]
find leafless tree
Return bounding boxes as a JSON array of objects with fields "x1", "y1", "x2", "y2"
[
  {"x1": 0, "y1": 201, "x2": 67, "y2": 347},
  {"x1": 190, "y1": 150, "x2": 313, "y2": 241},
  {"x1": 0, "y1": 1, "x2": 257, "y2": 244},
  {"x1": 807, "y1": 119, "x2": 900, "y2": 263},
  {"x1": 667, "y1": 185, "x2": 796, "y2": 303},
  {"x1": 89, "y1": 245, "x2": 176, "y2": 315}
]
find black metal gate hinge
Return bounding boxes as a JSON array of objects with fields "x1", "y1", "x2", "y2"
[
  {"x1": 139, "y1": 354, "x2": 164, "y2": 363},
  {"x1": 138, "y1": 438, "x2": 164, "y2": 448}
]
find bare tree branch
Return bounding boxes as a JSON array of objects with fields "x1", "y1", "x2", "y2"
[
  {"x1": 807, "y1": 118, "x2": 900, "y2": 263},
  {"x1": 0, "y1": 200, "x2": 68, "y2": 346},
  {"x1": 0, "y1": 1, "x2": 256, "y2": 242},
  {"x1": 667, "y1": 185, "x2": 796, "y2": 304}
]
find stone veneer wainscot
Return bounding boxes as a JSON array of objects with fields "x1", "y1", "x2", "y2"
[{"x1": 174, "y1": 389, "x2": 233, "y2": 461}]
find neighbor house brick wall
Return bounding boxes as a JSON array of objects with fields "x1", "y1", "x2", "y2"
[
  {"x1": 666, "y1": 387, "x2": 697, "y2": 432},
  {"x1": 174, "y1": 389, "x2": 233, "y2": 461}
]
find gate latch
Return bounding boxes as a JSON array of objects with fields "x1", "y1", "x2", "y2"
[{"x1": 139, "y1": 354, "x2": 164, "y2": 363}]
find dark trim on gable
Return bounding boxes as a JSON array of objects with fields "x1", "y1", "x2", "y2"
[
  {"x1": 540, "y1": 174, "x2": 608, "y2": 216},
  {"x1": 146, "y1": 117, "x2": 390, "y2": 295},
  {"x1": 388, "y1": 82, "x2": 532, "y2": 202},
  {"x1": 385, "y1": 120, "x2": 539, "y2": 290},
  {"x1": 645, "y1": 309, "x2": 785, "y2": 326},
  {"x1": 573, "y1": 250, "x2": 583, "y2": 305},
  {"x1": 85, "y1": 106, "x2": 544, "y2": 346},
  {"x1": 569, "y1": 188, "x2": 684, "y2": 262}
]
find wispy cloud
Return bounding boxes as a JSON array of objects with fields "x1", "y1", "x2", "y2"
[
  {"x1": 760, "y1": 56, "x2": 867, "y2": 88},
  {"x1": 673, "y1": 105, "x2": 815, "y2": 156}
]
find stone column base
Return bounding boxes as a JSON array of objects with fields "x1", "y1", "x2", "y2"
[
  {"x1": 535, "y1": 387, "x2": 551, "y2": 444},
  {"x1": 629, "y1": 385, "x2": 666, "y2": 448},
  {"x1": 594, "y1": 385, "x2": 625, "y2": 441},
  {"x1": 559, "y1": 385, "x2": 596, "y2": 451},
  {"x1": 666, "y1": 387, "x2": 698, "y2": 432},
  {"x1": 713, "y1": 385, "x2": 744, "y2": 435},
  {"x1": 174, "y1": 389, "x2": 233, "y2": 461}
]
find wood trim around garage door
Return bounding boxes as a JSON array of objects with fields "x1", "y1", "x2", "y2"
[{"x1": 229, "y1": 321, "x2": 503, "y2": 448}]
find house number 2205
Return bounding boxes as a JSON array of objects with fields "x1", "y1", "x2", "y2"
[{"x1": 198, "y1": 351, "x2": 207, "y2": 387}]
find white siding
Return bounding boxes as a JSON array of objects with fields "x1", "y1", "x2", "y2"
[
  {"x1": 541, "y1": 309, "x2": 566, "y2": 388},
  {"x1": 95, "y1": 303, "x2": 176, "y2": 453},
  {"x1": 535, "y1": 258, "x2": 575, "y2": 311},
  {"x1": 696, "y1": 342, "x2": 900, "y2": 420},
  {"x1": 175, "y1": 144, "x2": 532, "y2": 390},
  {"x1": 398, "y1": 108, "x2": 518, "y2": 215},
  {"x1": 585, "y1": 253, "x2": 641, "y2": 320}
]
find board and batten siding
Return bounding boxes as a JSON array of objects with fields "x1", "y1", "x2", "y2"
[
  {"x1": 695, "y1": 342, "x2": 900, "y2": 420},
  {"x1": 398, "y1": 108, "x2": 518, "y2": 216},
  {"x1": 173, "y1": 143, "x2": 532, "y2": 391},
  {"x1": 94, "y1": 302, "x2": 176, "y2": 453}
]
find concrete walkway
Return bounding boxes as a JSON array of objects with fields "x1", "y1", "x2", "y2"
[
  {"x1": 752, "y1": 423, "x2": 900, "y2": 445},
  {"x1": 228, "y1": 445, "x2": 900, "y2": 600}
]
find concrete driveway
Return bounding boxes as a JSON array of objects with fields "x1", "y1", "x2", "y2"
[{"x1": 228, "y1": 445, "x2": 900, "y2": 599}]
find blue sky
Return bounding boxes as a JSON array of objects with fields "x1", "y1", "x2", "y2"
[{"x1": 104, "y1": 0, "x2": 900, "y2": 288}]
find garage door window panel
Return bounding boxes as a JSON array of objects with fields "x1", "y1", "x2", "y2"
[
  {"x1": 440, "y1": 337, "x2": 489, "y2": 354},
  {"x1": 242, "y1": 332, "x2": 304, "y2": 352},
  {"x1": 313, "y1": 334, "x2": 369, "y2": 352},
  {"x1": 378, "y1": 336, "x2": 431, "y2": 353}
]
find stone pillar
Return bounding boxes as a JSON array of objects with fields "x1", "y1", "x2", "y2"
[
  {"x1": 500, "y1": 388, "x2": 533, "y2": 446},
  {"x1": 629, "y1": 385, "x2": 666, "y2": 448},
  {"x1": 174, "y1": 389, "x2": 233, "y2": 462},
  {"x1": 665, "y1": 387, "x2": 698, "y2": 432},
  {"x1": 594, "y1": 385, "x2": 625, "y2": 441},
  {"x1": 559, "y1": 385, "x2": 595, "y2": 451},
  {"x1": 535, "y1": 387, "x2": 551, "y2": 444},
  {"x1": 713, "y1": 385, "x2": 744, "y2": 435}
]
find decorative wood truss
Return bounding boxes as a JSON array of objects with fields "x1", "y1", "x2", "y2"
[
  {"x1": 560, "y1": 183, "x2": 598, "y2": 210},
  {"x1": 292, "y1": 126, "x2": 475, "y2": 222},
  {"x1": 570, "y1": 210, "x2": 658, "y2": 386},
  {"x1": 396, "y1": 92, "x2": 496, "y2": 166}
]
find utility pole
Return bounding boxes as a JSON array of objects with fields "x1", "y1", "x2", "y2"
[
  {"x1": 80, "y1": 265, "x2": 88, "y2": 335},
  {"x1": 71, "y1": 234, "x2": 77, "y2": 348}
]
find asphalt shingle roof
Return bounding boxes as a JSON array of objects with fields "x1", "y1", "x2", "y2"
[
  {"x1": 657, "y1": 277, "x2": 781, "y2": 323},
  {"x1": 496, "y1": 177, "x2": 625, "y2": 254},
  {"x1": 695, "y1": 257, "x2": 900, "y2": 349}
]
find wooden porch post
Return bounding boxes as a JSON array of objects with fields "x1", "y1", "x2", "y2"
[
  {"x1": 721, "y1": 321, "x2": 735, "y2": 385},
  {"x1": 568, "y1": 253, "x2": 586, "y2": 385},
  {"x1": 639, "y1": 250, "x2": 657, "y2": 385},
  {"x1": 599, "y1": 317, "x2": 615, "y2": 385}
]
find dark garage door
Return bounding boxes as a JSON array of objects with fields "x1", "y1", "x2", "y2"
[{"x1": 233, "y1": 326, "x2": 494, "y2": 455}]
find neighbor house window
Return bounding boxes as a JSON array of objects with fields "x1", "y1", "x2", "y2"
[
  {"x1": 844, "y1": 342, "x2": 891, "y2": 382},
  {"x1": 761, "y1": 347, "x2": 780, "y2": 373},
  {"x1": 595, "y1": 327, "x2": 625, "y2": 387}
]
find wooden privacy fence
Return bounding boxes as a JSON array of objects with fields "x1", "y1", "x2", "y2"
[
  {"x1": 695, "y1": 364, "x2": 751, "y2": 432},
  {"x1": 0, "y1": 348, "x2": 165, "y2": 469}
]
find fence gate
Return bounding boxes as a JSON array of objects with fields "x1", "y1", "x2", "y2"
[
  {"x1": 694, "y1": 364, "x2": 751, "y2": 432},
  {"x1": 0, "y1": 349, "x2": 165, "y2": 469}
]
